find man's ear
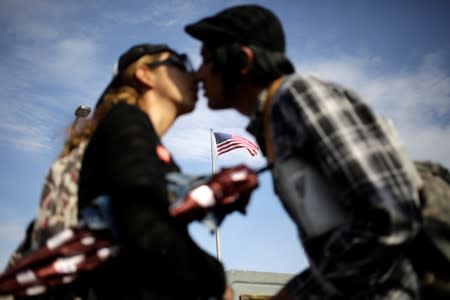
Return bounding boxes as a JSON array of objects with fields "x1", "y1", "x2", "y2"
[
  {"x1": 135, "y1": 65, "x2": 155, "y2": 88},
  {"x1": 239, "y1": 46, "x2": 254, "y2": 75}
]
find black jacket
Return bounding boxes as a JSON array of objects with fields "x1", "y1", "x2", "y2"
[{"x1": 74, "y1": 103, "x2": 225, "y2": 300}]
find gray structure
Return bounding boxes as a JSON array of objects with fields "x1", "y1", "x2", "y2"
[
  {"x1": 226, "y1": 269, "x2": 293, "y2": 300},
  {"x1": 0, "y1": 270, "x2": 294, "y2": 300}
]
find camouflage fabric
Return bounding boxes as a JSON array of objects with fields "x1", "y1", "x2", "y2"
[
  {"x1": 31, "y1": 142, "x2": 88, "y2": 250},
  {"x1": 414, "y1": 160, "x2": 450, "y2": 269},
  {"x1": 412, "y1": 161, "x2": 450, "y2": 299},
  {"x1": 414, "y1": 161, "x2": 450, "y2": 226},
  {"x1": 4, "y1": 142, "x2": 87, "y2": 270}
]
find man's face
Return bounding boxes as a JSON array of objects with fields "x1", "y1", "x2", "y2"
[{"x1": 195, "y1": 45, "x2": 228, "y2": 109}]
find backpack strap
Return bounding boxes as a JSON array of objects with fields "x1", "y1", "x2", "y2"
[{"x1": 262, "y1": 78, "x2": 283, "y2": 163}]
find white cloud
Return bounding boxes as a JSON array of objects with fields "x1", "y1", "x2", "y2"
[
  {"x1": 0, "y1": 123, "x2": 50, "y2": 150},
  {"x1": 14, "y1": 38, "x2": 100, "y2": 88},
  {"x1": 0, "y1": 34, "x2": 101, "y2": 152},
  {"x1": 162, "y1": 99, "x2": 267, "y2": 169},
  {"x1": 0, "y1": 0, "x2": 78, "y2": 40},
  {"x1": 164, "y1": 127, "x2": 212, "y2": 163},
  {"x1": 101, "y1": 0, "x2": 203, "y2": 27}
]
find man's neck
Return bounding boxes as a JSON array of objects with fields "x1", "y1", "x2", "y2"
[
  {"x1": 235, "y1": 77, "x2": 283, "y2": 116},
  {"x1": 234, "y1": 83, "x2": 265, "y2": 116}
]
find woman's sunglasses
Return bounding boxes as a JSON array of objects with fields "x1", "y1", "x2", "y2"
[{"x1": 147, "y1": 53, "x2": 194, "y2": 73}]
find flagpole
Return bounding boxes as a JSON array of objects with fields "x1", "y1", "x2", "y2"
[{"x1": 210, "y1": 128, "x2": 222, "y2": 262}]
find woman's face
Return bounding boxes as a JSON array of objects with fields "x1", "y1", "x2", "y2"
[{"x1": 150, "y1": 51, "x2": 198, "y2": 115}]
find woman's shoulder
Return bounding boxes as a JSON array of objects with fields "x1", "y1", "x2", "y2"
[{"x1": 107, "y1": 102, "x2": 145, "y2": 119}]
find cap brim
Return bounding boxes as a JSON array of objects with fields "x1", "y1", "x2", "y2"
[{"x1": 185, "y1": 19, "x2": 239, "y2": 45}]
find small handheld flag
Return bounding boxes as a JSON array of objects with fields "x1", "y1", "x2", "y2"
[{"x1": 213, "y1": 132, "x2": 258, "y2": 157}]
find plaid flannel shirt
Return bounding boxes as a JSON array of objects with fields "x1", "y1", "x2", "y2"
[{"x1": 247, "y1": 74, "x2": 421, "y2": 298}]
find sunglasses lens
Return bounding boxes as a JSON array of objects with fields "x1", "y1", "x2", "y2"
[{"x1": 147, "y1": 52, "x2": 193, "y2": 73}]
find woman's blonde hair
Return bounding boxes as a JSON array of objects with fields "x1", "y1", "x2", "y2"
[{"x1": 59, "y1": 52, "x2": 164, "y2": 157}]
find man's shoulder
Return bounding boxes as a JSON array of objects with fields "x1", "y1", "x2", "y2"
[
  {"x1": 278, "y1": 73, "x2": 368, "y2": 111},
  {"x1": 279, "y1": 73, "x2": 346, "y2": 93}
]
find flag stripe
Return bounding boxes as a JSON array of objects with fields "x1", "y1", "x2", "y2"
[
  {"x1": 217, "y1": 144, "x2": 256, "y2": 154},
  {"x1": 213, "y1": 132, "x2": 258, "y2": 157},
  {"x1": 217, "y1": 142, "x2": 258, "y2": 155},
  {"x1": 216, "y1": 140, "x2": 258, "y2": 151}
]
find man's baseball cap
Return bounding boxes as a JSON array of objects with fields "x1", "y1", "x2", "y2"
[
  {"x1": 96, "y1": 44, "x2": 174, "y2": 107},
  {"x1": 185, "y1": 5, "x2": 286, "y2": 53}
]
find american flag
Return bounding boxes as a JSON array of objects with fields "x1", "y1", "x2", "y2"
[{"x1": 213, "y1": 132, "x2": 258, "y2": 157}]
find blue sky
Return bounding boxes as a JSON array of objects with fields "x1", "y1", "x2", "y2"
[{"x1": 0, "y1": 0, "x2": 449, "y2": 275}]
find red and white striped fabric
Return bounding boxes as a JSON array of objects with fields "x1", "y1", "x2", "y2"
[{"x1": 0, "y1": 226, "x2": 119, "y2": 297}]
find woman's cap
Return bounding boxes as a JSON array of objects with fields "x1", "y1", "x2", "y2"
[
  {"x1": 185, "y1": 5, "x2": 286, "y2": 53},
  {"x1": 96, "y1": 43, "x2": 173, "y2": 108},
  {"x1": 112, "y1": 43, "x2": 173, "y2": 76}
]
